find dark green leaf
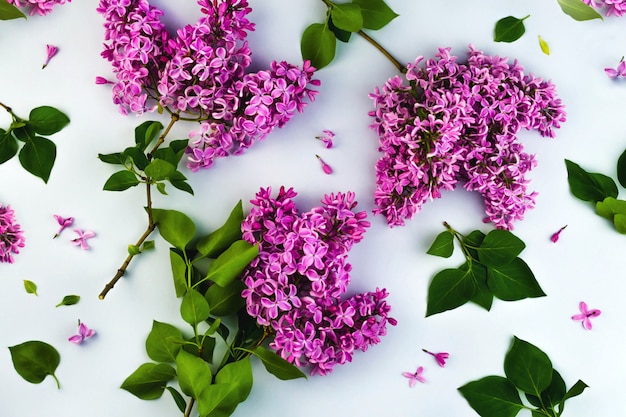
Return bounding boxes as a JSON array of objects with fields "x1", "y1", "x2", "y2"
[
  {"x1": 458, "y1": 375, "x2": 524, "y2": 417},
  {"x1": 196, "y1": 200, "x2": 244, "y2": 259},
  {"x1": 329, "y1": 2, "x2": 363, "y2": 32},
  {"x1": 98, "y1": 152, "x2": 128, "y2": 165},
  {"x1": 184, "y1": 333, "x2": 216, "y2": 363},
  {"x1": 203, "y1": 240, "x2": 258, "y2": 287},
  {"x1": 123, "y1": 146, "x2": 149, "y2": 171},
  {"x1": 504, "y1": 337, "x2": 553, "y2": 396},
  {"x1": 152, "y1": 208, "x2": 196, "y2": 250},
  {"x1": 0, "y1": 0, "x2": 26, "y2": 20},
  {"x1": 144, "y1": 159, "x2": 176, "y2": 181},
  {"x1": 494, "y1": 15, "x2": 529, "y2": 43},
  {"x1": 301, "y1": 22, "x2": 336, "y2": 70},
  {"x1": 103, "y1": 170, "x2": 140, "y2": 191},
  {"x1": 169, "y1": 171, "x2": 194, "y2": 195},
  {"x1": 252, "y1": 346, "x2": 307, "y2": 380},
  {"x1": 18, "y1": 135, "x2": 56, "y2": 183},
  {"x1": 121, "y1": 362, "x2": 176, "y2": 400},
  {"x1": 0, "y1": 129, "x2": 18, "y2": 164},
  {"x1": 176, "y1": 349, "x2": 212, "y2": 398},
  {"x1": 487, "y1": 257, "x2": 546, "y2": 301},
  {"x1": 463, "y1": 230, "x2": 486, "y2": 259},
  {"x1": 328, "y1": 16, "x2": 352, "y2": 42},
  {"x1": 23, "y1": 280, "x2": 38, "y2": 296},
  {"x1": 134, "y1": 120, "x2": 163, "y2": 150},
  {"x1": 461, "y1": 262, "x2": 493, "y2": 311},
  {"x1": 477, "y1": 229, "x2": 525, "y2": 267},
  {"x1": 55, "y1": 294, "x2": 80, "y2": 307},
  {"x1": 617, "y1": 148, "x2": 626, "y2": 188},
  {"x1": 565, "y1": 159, "x2": 618, "y2": 203},
  {"x1": 28, "y1": 106, "x2": 70, "y2": 136},
  {"x1": 353, "y1": 0, "x2": 398, "y2": 30},
  {"x1": 12, "y1": 125, "x2": 35, "y2": 142},
  {"x1": 156, "y1": 182, "x2": 167, "y2": 195},
  {"x1": 426, "y1": 268, "x2": 475, "y2": 316},
  {"x1": 181, "y1": 288, "x2": 211, "y2": 326},
  {"x1": 145, "y1": 320, "x2": 183, "y2": 363},
  {"x1": 426, "y1": 231, "x2": 455, "y2": 258},
  {"x1": 559, "y1": 379, "x2": 588, "y2": 413},
  {"x1": 205, "y1": 280, "x2": 246, "y2": 316},
  {"x1": 557, "y1": 0, "x2": 603, "y2": 21},
  {"x1": 165, "y1": 386, "x2": 187, "y2": 413},
  {"x1": 9, "y1": 341, "x2": 60, "y2": 388},
  {"x1": 169, "y1": 249, "x2": 188, "y2": 297},
  {"x1": 526, "y1": 369, "x2": 566, "y2": 409}
]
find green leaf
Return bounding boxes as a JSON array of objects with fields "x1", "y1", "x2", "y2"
[
  {"x1": 23, "y1": 280, "x2": 38, "y2": 296},
  {"x1": 426, "y1": 231, "x2": 455, "y2": 258},
  {"x1": 121, "y1": 362, "x2": 176, "y2": 400},
  {"x1": 181, "y1": 288, "x2": 211, "y2": 326},
  {"x1": 144, "y1": 159, "x2": 176, "y2": 181},
  {"x1": 18, "y1": 135, "x2": 56, "y2": 183},
  {"x1": 169, "y1": 170, "x2": 194, "y2": 195},
  {"x1": 9, "y1": 341, "x2": 61, "y2": 388},
  {"x1": 565, "y1": 159, "x2": 618, "y2": 203},
  {"x1": 123, "y1": 146, "x2": 150, "y2": 171},
  {"x1": 205, "y1": 280, "x2": 246, "y2": 316},
  {"x1": 134, "y1": 120, "x2": 163, "y2": 150},
  {"x1": 183, "y1": 333, "x2": 216, "y2": 363},
  {"x1": 145, "y1": 320, "x2": 183, "y2": 363},
  {"x1": 301, "y1": 22, "x2": 336, "y2": 70},
  {"x1": 494, "y1": 15, "x2": 529, "y2": 43},
  {"x1": 128, "y1": 244, "x2": 141, "y2": 255},
  {"x1": 55, "y1": 294, "x2": 80, "y2": 307},
  {"x1": 196, "y1": 200, "x2": 244, "y2": 259},
  {"x1": 176, "y1": 350, "x2": 212, "y2": 398},
  {"x1": 166, "y1": 386, "x2": 187, "y2": 413},
  {"x1": 458, "y1": 375, "x2": 524, "y2": 417},
  {"x1": 525, "y1": 369, "x2": 566, "y2": 409},
  {"x1": 559, "y1": 379, "x2": 588, "y2": 412},
  {"x1": 353, "y1": 0, "x2": 398, "y2": 30},
  {"x1": 203, "y1": 240, "x2": 258, "y2": 287},
  {"x1": 0, "y1": 0, "x2": 26, "y2": 20},
  {"x1": 152, "y1": 208, "x2": 196, "y2": 250},
  {"x1": 463, "y1": 230, "x2": 486, "y2": 259},
  {"x1": 142, "y1": 240, "x2": 155, "y2": 251},
  {"x1": 197, "y1": 358, "x2": 253, "y2": 416},
  {"x1": 538, "y1": 35, "x2": 550, "y2": 55},
  {"x1": 460, "y1": 262, "x2": 493, "y2": 311},
  {"x1": 487, "y1": 257, "x2": 546, "y2": 301},
  {"x1": 103, "y1": 170, "x2": 140, "y2": 191},
  {"x1": 477, "y1": 229, "x2": 525, "y2": 267},
  {"x1": 98, "y1": 152, "x2": 128, "y2": 165},
  {"x1": 170, "y1": 249, "x2": 188, "y2": 298},
  {"x1": 0, "y1": 129, "x2": 18, "y2": 164},
  {"x1": 27, "y1": 106, "x2": 70, "y2": 136},
  {"x1": 329, "y1": 2, "x2": 363, "y2": 32},
  {"x1": 156, "y1": 182, "x2": 168, "y2": 195},
  {"x1": 504, "y1": 337, "x2": 553, "y2": 396},
  {"x1": 426, "y1": 268, "x2": 475, "y2": 316},
  {"x1": 328, "y1": 16, "x2": 352, "y2": 42},
  {"x1": 595, "y1": 197, "x2": 626, "y2": 227},
  {"x1": 557, "y1": 0, "x2": 603, "y2": 21},
  {"x1": 614, "y1": 213, "x2": 626, "y2": 234},
  {"x1": 617, "y1": 148, "x2": 626, "y2": 188},
  {"x1": 251, "y1": 346, "x2": 307, "y2": 380}
]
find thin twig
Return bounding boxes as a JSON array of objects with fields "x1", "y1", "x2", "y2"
[
  {"x1": 357, "y1": 30, "x2": 406, "y2": 73},
  {"x1": 184, "y1": 398, "x2": 195, "y2": 417}
]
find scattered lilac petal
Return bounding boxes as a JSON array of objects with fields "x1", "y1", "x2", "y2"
[
  {"x1": 68, "y1": 321, "x2": 96, "y2": 345},
  {"x1": 422, "y1": 349, "x2": 449, "y2": 367},
  {"x1": 95, "y1": 76, "x2": 114, "y2": 85},
  {"x1": 42, "y1": 44, "x2": 58, "y2": 69},
  {"x1": 402, "y1": 366, "x2": 426, "y2": 387},
  {"x1": 71, "y1": 229, "x2": 95, "y2": 250},
  {"x1": 572, "y1": 301, "x2": 601, "y2": 330},
  {"x1": 605, "y1": 59, "x2": 626, "y2": 79},
  {"x1": 550, "y1": 225, "x2": 567, "y2": 243},
  {"x1": 53, "y1": 214, "x2": 74, "y2": 239},
  {"x1": 316, "y1": 155, "x2": 333, "y2": 174},
  {"x1": 316, "y1": 130, "x2": 335, "y2": 148}
]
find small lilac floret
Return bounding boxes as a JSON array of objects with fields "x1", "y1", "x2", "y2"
[
  {"x1": 402, "y1": 366, "x2": 426, "y2": 387},
  {"x1": 53, "y1": 214, "x2": 74, "y2": 239},
  {"x1": 68, "y1": 321, "x2": 96, "y2": 344},
  {"x1": 71, "y1": 229, "x2": 95, "y2": 250},
  {"x1": 7, "y1": 0, "x2": 70, "y2": 16},
  {"x1": 42, "y1": 44, "x2": 58, "y2": 69}
]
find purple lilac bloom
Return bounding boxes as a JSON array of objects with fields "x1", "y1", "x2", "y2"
[
  {"x1": 581, "y1": 0, "x2": 626, "y2": 16},
  {"x1": 7, "y1": 0, "x2": 70, "y2": 16},
  {"x1": 369, "y1": 45, "x2": 566, "y2": 230},
  {"x1": 97, "y1": 0, "x2": 319, "y2": 170},
  {"x1": 241, "y1": 186, "x2": 396, "y2": 376},
  {"x1": 0, "y1": 204, "x2": 25, "y2": 264}
]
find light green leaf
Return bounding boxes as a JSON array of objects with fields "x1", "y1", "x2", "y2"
[
  {"x1": 595, "y1": 197, "x2": 626, "y2": 219},
  {"x1": 426, "y1": 231, "x2": 455, "y2": 258},
  {"x1": 538, "y1": 35, "x2": 550, "y2": 55},
  {"x1": 329, "y1": 2, "x2": 363, "y2": 32},
  {"x1": 251, "y1": 346, "x2": 307, "y2": 380},
  {"x1": 301, "y1": 22, "x2": 336, "y2": 70},
  {"x1": 152, "y1": 209, "x2": 196, "y2": 250},
  {"x1": 18, "y1": 135, "x2": 56, "y2": 183},
  {"x1": 55, "y1": 294, "x2": 80, "y2": 307},
  {"x1": 98, "y1": 152, "x2": 128, "y2": 165},
  {"x1": 23, "y1": 280, "x2": 38, "y2": 296},
  {"x1": 504, "y1": 337, "x2": 553, "y2": 396},
  {"x1": 557, "y1": 0, "x2": 603, "y2": 21},
  {"x1": 205, "y1": 280, "x2": 246, "y2": 316},
  {"x1": 197, "y1": 357, "x2": 253, "y2": 416},
  {"x1": 477, "y1": 229, "x2": 525, "y2": 267},
  {"x1": 614, "y1": 213, "x2": 626, "y2": 234},
  {"x1": 203, "y1": 240, "x2": 258, "y2": 287},
  {"x1": 487, "y1": 258, "x2": 546, "y2": 301},
  {"x1": 169, "y1": 249, "x2": 188, "y2": 298},
  {"x1": 196, "y1": 200, "x2": 244, "y2": 259},
  {"x1": 121, "y1": 362, "x2": 176, "y2": 400},
  {"x1": 144, "y1": 159, "x2": 176, "y2": 181},
  {"x1": 103, "y1": 170, "x2": 140, "y2": 191},
  {"x1": 145, "y1": 320, "x2": 183, "y2": 363},
  {"x1": 9, "y1": 341, "x2": 60, "y2": 388},
  {"x1": 0, "y1": 0, "x2": 26, "y2": 20},
  {"x1": 458, "y1": 375, "x2": 524, "y2": 417},
  {"x1": 353, "y1": 0, "x2": 398, "y2": 30},
  {"x1": 176, "y1": 350, "x2": 212, "y2": 398},
  {"x1": 494, "y1": 15, "x2": 529, "y2": 43},
  {"x1": 426, "y1": 268, "x2": 475, "y2": 316},
  {"x1": 181, "y1": 288, "x2": 211, "y2": 326},
  {"x1": 28, "y1": 106, "x2": 70, "y2": 136}
]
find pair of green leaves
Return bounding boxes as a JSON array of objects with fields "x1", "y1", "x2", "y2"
[
  {"x1": 9, "y1": 341, "x2": 61, "y2": 388},
  {"x1": 565, "y1": 157, "x2": 626, "y2": 233},
  {"x1": 0, "y1": 106, "x2": 70, "y2": 183},
  {"x1": 0, "y1": 0, "x2": 26, "y2": 20},
  {"x1": 425, "y1": 225, "x2": 545, "y2": 316},
  {"x1": 459, "y1": 336, "x2": 588, "y2": 417},
  {"x1": 301, "y1": 0, "x2": 397, "y2": 69},
  {"x1": 99, "y1": 120, "x2": 193, "y2": 196}
]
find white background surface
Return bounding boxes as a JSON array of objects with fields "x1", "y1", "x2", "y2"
[{"x1": 0, "y1": 1, "x2": 625, "y2": 416}]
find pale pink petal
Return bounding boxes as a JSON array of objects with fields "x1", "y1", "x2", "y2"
[{"x1": 68, "y1": 335, "x2": 83, "y2": 344}]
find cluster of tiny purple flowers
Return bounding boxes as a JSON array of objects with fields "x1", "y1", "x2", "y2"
[
  {"x1": 241, "y1": 186, "x2": 396, "y2": 375},
  {"x1": 7, "y1": 0, "x2": 70, "y2": 16},
  {"x1": 0, "y1": 204, "x2": 25, "y2": 264},
  {"x1": 369, "y1": 45, "x2": 566, "y2": 230},
  {"x1": 581, "y1": 0, "x2": 626, "y2": 16},
  {"x1": 97, "y1": 0, "x2": 319, "y2": 171}
]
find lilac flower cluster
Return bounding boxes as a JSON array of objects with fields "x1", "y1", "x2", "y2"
[
  {"x1": 0, "y1": 204, "x2": 25, "y2": 264},
  {"x1": 369, "y1": 45, "x2": 566, "y2": 229},
  {"x1": 7, "y1": 0, "x2": 70, "y2": 16},
  {"x1": 581, "y1": 0, "x2": 626, "y2": 16},
  {"x1": 241, "y1": 186, "x2": 395, "y2": 375},
  {"x1": 97, "y1": 0, "x2": 319, "y2": 171}
]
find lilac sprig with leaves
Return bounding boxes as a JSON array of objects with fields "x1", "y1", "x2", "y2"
[
  {"x1": 425, "y1": 222, "x2": 545, "y2": 316},
  {"x1": 0, "y1": 102, "x2": 69, "y2": 183},
  {"x1": 459, "y1": 336, "x2": 588, "y2": 417}
]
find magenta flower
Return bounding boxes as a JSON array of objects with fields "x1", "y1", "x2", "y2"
[
  {"x1": 402, "y1": 366, "x2": 427, "y2": 387},
  {"x1": 95, "y1": 76, "x2": 114, "y2": 85},
  {"x1": 316, "y1": 155, "x2": 333, "y2": 174},
  {"x1": 71, "y1": 229, "x2": 95, "y2": 250},
  {"x1": 53, "y1": 215, "x2": 74, "y2": 239},
  {"x1": 316, "y1": 130, "x2": 335, "y2": 148},
  {"x1": 422, "y1": 349, "x2": 449, "y2": 367},
  {"x1": 0, "y1": 204, "x2": 25, "y2": 264},
  {"x1": 605, "y1": 59, "x2": 626, "y2": 79},
  {"x1": 550, "y1": 225, "x2": 567, "y2": 243},
  {"x1": 42, "y1": 44, "x2": 58, "y2": 69},
  {"x1": 68, "y1": 321, "x2": 96, "y2": 345},
  {"x1": 572, "y1": 301, "x2": 601, "y2": 330}
]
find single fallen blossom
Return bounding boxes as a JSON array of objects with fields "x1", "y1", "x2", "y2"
[
  {"x1": 422, "y1": 349, "x2": 449, "y2": 367},
  {"x1": 316, "y1": 155, "x2": 333, "y2": 174},
  {"x1": 53, "y1": 214, "x2": 73, "y2": 238},
  {"x1": 68, "y1": 320, "x2": 96, "y2": 345},
  {"x1": 42, "y1": 44, "x2": 58, "y2": 69},
  {"x1": 572, "y1": 301, "x2": 601, "y2": 330},
  {"x1": 316, "y1": 129, "x2": 335, "y2": 148},
  {"x1": 402, "y1": 366, "x2": 426, "y2": 387},
  {"x1": 95, "y1": 76, "x2": 114, "y2": 85},
  {"x1": 71, "y1": 229, "x2": 95, "y2": 250},
  {"x1": 550, "y1": 225, "x2": 567, "y2": 243},
  {"x1": 0, "y1": 204, "x2": 25, "y2": 263}
]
